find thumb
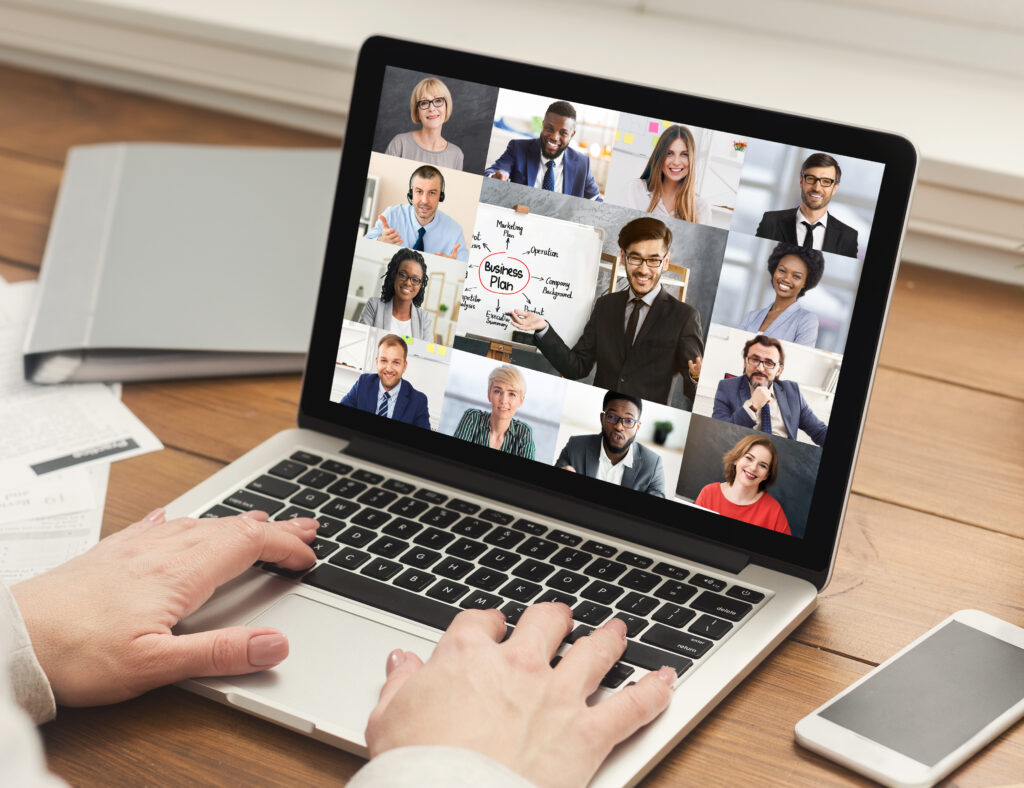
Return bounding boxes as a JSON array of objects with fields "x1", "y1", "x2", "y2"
[
  {"x1": 379, "y1": 214, "x2": 390, "y2": 230},
  {"x1": 376, "y1": 648, "x2": 425, "y2": 709},
  {"x1": 148, "y1": 626, "x2": 290, "y2": 683},
  {"x1": 450, "y1": 243, "x2": 461, "y2": 256}
]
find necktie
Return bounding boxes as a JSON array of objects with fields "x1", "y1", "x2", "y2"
[
  {"x1": 377, "y1": 391, "x2": 390, "y2": 418},
  {"x1": 801, "y1": 221, "x2": 820, "y2": 250},
  {"x1": 760, "y1": 397, "x2": 772, "y2": 434},
  {"x1": 542, "y1": 160, "x2": 555, "y2": 191},
  {"x1": 624, "y1": 297, "x2": 643, "y2": 348},
  {"x1": 413, "y1": 226, "x2": 425, "y2": 251}
]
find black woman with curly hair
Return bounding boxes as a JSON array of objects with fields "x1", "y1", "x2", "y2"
[{"x1": 359, "y1": 248, "x2": 434, "y2": 340}]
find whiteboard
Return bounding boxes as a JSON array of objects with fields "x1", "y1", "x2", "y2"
[{"x1": 456, "y1": 203, "x2": 603, "y2": 346}]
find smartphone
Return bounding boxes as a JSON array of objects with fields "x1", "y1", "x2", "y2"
[{"x1": 795, "y1": 610, "x2": 1024, "y2": 788}]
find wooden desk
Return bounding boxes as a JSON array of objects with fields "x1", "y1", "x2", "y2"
[{"x1": 2, "y1": 64, "x2": 1022, "y2": 786}]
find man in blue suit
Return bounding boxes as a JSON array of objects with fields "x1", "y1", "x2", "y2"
[
  {"x1": 340, "y1": 333, "x2": 431, "y2": 429},
  {"x1": 712, "y1": 335, "x2": 827, "y2": 446},
  {"x1": 485, "y1": 101, "x2": 602, "y2": 200}
]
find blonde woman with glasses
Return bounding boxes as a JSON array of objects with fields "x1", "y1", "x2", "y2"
[{"x1": 385, "y1": 77, "x2": 464, "y2": 169}]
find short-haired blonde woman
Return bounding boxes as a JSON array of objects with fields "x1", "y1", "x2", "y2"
[
  {"x1": 453, "y1": 365, "x2": 535, "y2": 459},
  {"x1": 695, "y1": 434, "x2": 790, "y2": 534},
  {"x1": 623, "y1": 124, "x2": 710, "y2": 225},
  {"x1": 385, "y1": 77, "x2": 464, "y2": 169}
]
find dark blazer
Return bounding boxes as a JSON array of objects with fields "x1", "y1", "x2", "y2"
[
  {"x1": 484, "y1": 139, "x2": 602, "y2": 200},
  {"x1": 712, "y1": 375, "x2": 827, "y2": 446},
  {"x1": 755, "y1": 208, "x2": 858, "y2": 257},
  {"x1": 555, "y1": 434, "x2": 665, "y2": 497},
  {"x1": 535, "y1": 288, "x2": 704, "y2": 404},
  {"x1": 340, "y1": 373, "x2": 431, "y2": 430}
]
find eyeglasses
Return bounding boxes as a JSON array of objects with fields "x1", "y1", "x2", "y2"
[
  {"x1": 395, "y1": 270, "x2": 423, "y2": 286},
  {"x1": 602, "y1": 412, "x2": 638, "y2": 428},
  {"x1": 417, "y1": 97, "x2": 446, "y2": 111},
  {"x1": 745, "y1": 355, "x2": 778, "y2": 370},
  {"x1": 801, "y1": 173, "x2": 837, "y2": 187},
  {"x1": 624, "y1": 254, "x2": 666, "y2": 269}
]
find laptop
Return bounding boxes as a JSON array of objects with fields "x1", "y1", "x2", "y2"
[{"x1": 169, "y1": 35, "x2": 917, "y2": 787}]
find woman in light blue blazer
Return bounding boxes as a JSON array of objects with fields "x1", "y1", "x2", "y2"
[
  {"x1": 739, "y1": 243, "x2": 824, "y2": 347},
  {"x1": 359, "y1": 248, "x2": 435, "y2": 341}
]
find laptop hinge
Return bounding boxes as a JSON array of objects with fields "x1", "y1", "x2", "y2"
[{"x1": 344, "y1": 436, "x2": 751, "y2": 576}]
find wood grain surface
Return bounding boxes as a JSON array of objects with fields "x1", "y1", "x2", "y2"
[{"x1": 2, "y1": 63, "x2": 1021, "y2": 787}]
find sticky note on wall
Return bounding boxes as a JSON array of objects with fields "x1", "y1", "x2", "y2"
[
  {"x1": 648, "y1": 121, "x2": 659, "y2": 133},
  {"x1": 623, "y1": 133, "x2": 635, "y2": 145}
]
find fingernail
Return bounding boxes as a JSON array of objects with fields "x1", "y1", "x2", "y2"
[
  {"x1": 552, "y1": 601, "x2": 573, "y2": 616},
  {"x1": 657, "y1": 666, "x2": 677, "y2": 686},
  {"x1": 248, "y1": 634, "x2": 288, "y2": 666},
  {"x1": 602, "y1": 617, "x2": 627, "y2": 639},
  {"x1": 386, "y1": 649, "x2": 406, "y2": 675},
  {"x1": 143, "y1": 507, "x2": 165, "y2": 522},
  {"x1": 292, "y1": 518, "x2": 319, "y2": 530}
]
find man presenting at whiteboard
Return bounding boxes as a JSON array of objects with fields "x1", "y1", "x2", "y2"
[{"x1": 510, "y1": 217, "x2": 703, "y2": 405}]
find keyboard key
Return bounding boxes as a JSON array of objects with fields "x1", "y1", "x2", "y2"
[
  {"x1": 420, "y1": 507, "x2": 460, "y2": 528},
  {"x1": 310, "y1": 538, "x2": 339, "y2": 560},
  {"x1": 574, "y1": 601, "x2": 612, "y2": 626},
  {"x1": 316, "y1": 516, "x2": 345, "y2": 538},
  {"x1": 327, "y1": 478, "x2": 367, "y2": 499},
  {"x1": 338, "y1": 526, "x2": 376, "y2": 547},
  {"x1": 690, "y1": 591, "x2": 753, "y2": 622},
  {"x1": 435, "y1": 557, "x2": 474, "y2": 579},
  {"x1": 201, "y1": 504, "x2": 239, "y2": 518},
  {"x1": 620, "y1": 568, "x2": 660, "y2": 593},
  {"x1": 616, "y1": 592, "x2": 658, "y2": 616},
  {"x1": 297, "y1": 469, "x2": 337, "y2": 489},
  {"x1": 247, "y1": 475, "x2": 300, "y2": 499},
  {"x1": 611, "y1": 613, "x2": 649, "y2": 638},
  {"x1": 565, "y1": 624, "x2": 593, "y2": 644},
  {"x1": 620, "y1": 641, "x2": 692, "y2": 677},
  {"x1": 512, "y1": 559, "x2": 555, "y2": 582},
  {"x1": 582, "y1": 540, "x2": 615, "y2": 557},
  {"x1": 600, "y1": 662, "x2": 635, "y2": 689},
  {"x1": 304, "y1": 564, "x2": 460, "y2": 630},
  {"x1": 446, "y1": 498, "x2": 480, "y2": 514},
  {"x1": 655, "y1": 580, "x2": 697, "y2": 605},
  {"x1": 351, "y1": 469, "x2": 384, "y2": 485},
  {"x1": 584, "y1": 559, "x2": 626, "y2": 581},
  {"x1": 268, "y1": 459, "x2": 306, "y2": 480},
  {"x1": 414, "y1": 527, "x2": 455, "y2": 549},
  {"x1": 546, "y1": 570, "x2": 588, "y2": 594},
  {"x1": 383, "y1": 517, "x2": 422, "y2": 538},
  {"x1": 451, "y1": 517, "x2": 491, "y2": 538},
  {"x1": 517, "y1": 537, "x2": 557, "y2": 560},
  {"x1": 499, "y1": 578, "x2": 542, "y2": 603},
  {"x1": 223, "y1": 490, "x2": 284, "y2": 515},
  {"x1": 320, "y1": 460, "x2": 352, "y2": 475},
  {"x1": 484, "y1": 527, "x2": 524, "y2": 548},
  {"x1": 652, "y1": 603, "x2": 696, "y2": 629},
  {"x1": 361, "y1": 558, "x2": 402, "y2": 581},
  {"x1": 388, "y1": 497, "x2": 429, "y2": 518},
  {"x1": 368, "y1": 536, "x2": 408, "y2": 559},
  {"x1": 549, "y1": 529, "x2": 582, "y2": 546},
  {"x1": 276, "y1": 505, "x2": 315, "y2": 521},
  {"x1": 619, "y1": 552, "x2": 653, "y2": 569},
  {"x1": 321, "y1": 498, "x2": 359, "y2": 520},
  {"x1": 358, "y1": 488, "x2": 398, "y2": 509},
  {"x1": 537, "y1": 589, "x2": 576, "y2": 606},
  {"x1": 427, "y1": 579, "x2": 469, "y2": 604},
  {"x1": 689, "y1": 614, "x2": 733, "y2": 640},
  {"x1": 290, "y1": 489, "x2": 329, "y2": 509},
  {"x1": 580, "y1": 580, "x2": 624, "y2": 606},
  {"x1": 262, "y1": 562, "x2": 306, "y2": 579},
  {"x1": 400, "y1": 546, "x2": 441, "y2": 569},
  {"x1": 466, "y1": 567, "x2": 508, "y2": 592},
  {"x1": 351, "y1": 509, "x2": 391, "y2": 529},
  {"x1": 446, "y1": 538, "x2": 487, "y2": 560},
  {"x1": 512, "y1": 518, "x2": 547, "y2": 535},
  {"x1": 501, "y1": 601, "x2": 527, "y2": 624},
  {"x1": 689, "y1": 573, "x2": 727, "y2": 592},
  {"x1": 414, "y1": 489, "x2": 447, "y2": 504},
  {"x1": 653, "y1": 562, "x2": 688, "y2": 580},
  {"x1": 479, "y1": 548, "x2": 520, "y2": 571},
  {"x1": 479, "y1": 508, "x2": 514, "y2": 525},
  {"x1": 394, "y1": 569, "x2": 435, "y2": 592},
  {"x1": 640, "y1": 624, "x2": 713, "y2": 659},
  {"x1": 726, "y1": 585, "x2": 765, "y2": 604},
  {"x1": 382, "y1": 478, "x2": 415, "y2": 494},
  {"x1": 461, "y1": 591, "x2": 503, "y2": 610},
  {"x1": 551, "y1": 548, "x2": 591, "y2": 570},
  {"x1": 291, "y1": 451, "x2": 322, "y2": 465},
  {"x1": 329, "y1": 547, "x2": 370, "y2": 570}
]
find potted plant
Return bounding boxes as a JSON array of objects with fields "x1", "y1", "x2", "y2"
[{"x1": 653, "y1": 420, "x2": 674, "y2": 445}]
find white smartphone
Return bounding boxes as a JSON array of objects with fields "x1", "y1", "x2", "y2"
[{"x1": 795, "y1": 610, "x2": 1024, "y2": 788}]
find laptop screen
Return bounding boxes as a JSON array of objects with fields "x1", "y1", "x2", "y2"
[{"x1": 301, "y1": 37, "x2": 916, "y2": 582}]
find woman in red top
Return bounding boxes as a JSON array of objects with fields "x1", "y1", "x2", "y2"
[{"x1": 696, "y1": 434, "x2": 790, "y2": 534}]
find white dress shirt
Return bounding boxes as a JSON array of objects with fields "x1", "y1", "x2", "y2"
[
  {"x1": 795, "y1": 209, "x2": 829, "y2": 250},
  {"x1": 532, "y1": 150, "x2": 566, "y2": 193},
  {"x1": 596, "y1": 442, "x2": 634, "y2": 486}
]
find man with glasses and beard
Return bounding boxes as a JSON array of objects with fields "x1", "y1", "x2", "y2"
[
  {"x1": 556, "y1": 391, "x2": 666, "y2": 497},
  {"x1": 509, "y1": 216, "x2": 703, "y2": 406},
  {"x1": 755, "y1": 152, "x2": 858, "y2": 257},
  {"x1": 712, "y1": 335, "x2": 828, "y2": 446}
]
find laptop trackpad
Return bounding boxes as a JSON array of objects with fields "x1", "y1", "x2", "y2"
[{"x1": 226, "y1": 593, "x2": 437, "y2": 744}]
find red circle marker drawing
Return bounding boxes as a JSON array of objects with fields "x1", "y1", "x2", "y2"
[{"x1": 478, "y1": 251, "x2": 531, "y2": 295}]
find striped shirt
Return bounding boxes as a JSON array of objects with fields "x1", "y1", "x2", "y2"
[{"x1": 452, "y1": 409, "x2": 535, "y2": 460}]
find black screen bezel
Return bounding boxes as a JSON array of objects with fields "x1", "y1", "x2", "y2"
[{"x1": 298, "y1": 36, "x2": 917, "y2": 588}]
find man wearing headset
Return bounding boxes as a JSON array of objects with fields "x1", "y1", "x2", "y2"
[{"x1": 365, "y1": 164, "x2": 468, "y2": 261}]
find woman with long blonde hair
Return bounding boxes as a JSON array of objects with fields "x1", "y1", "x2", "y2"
[{"x1": 625, "y1": 124, "x2": 711, "y2": 225}]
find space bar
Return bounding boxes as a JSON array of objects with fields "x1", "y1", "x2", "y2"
[{"x1": 301, "y1": 564, "x2": 461, "y2": 632}]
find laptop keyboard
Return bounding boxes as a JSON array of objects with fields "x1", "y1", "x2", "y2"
[{"x1": 200, "y1": 450, "x2": 771, "y2": 689}]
